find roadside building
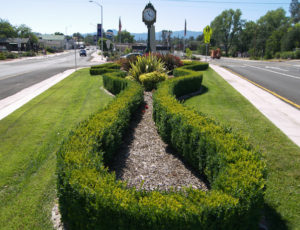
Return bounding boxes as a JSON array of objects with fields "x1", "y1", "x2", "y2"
[
  {"x1": 0, "y1": 38, "x2": 30, "y2": 51},
  {"x1": 38, "y1": 35, "x2": 65, "y2": 51}
]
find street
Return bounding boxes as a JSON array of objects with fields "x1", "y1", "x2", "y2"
[
  {"x1": 0, "y1": 49, "x2": 96, "y2": 100},
  {"x1": 208, "y1": 57, "x2": 300, "y2": 107}
]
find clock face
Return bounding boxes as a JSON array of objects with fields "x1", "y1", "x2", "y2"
[{"x1": 143, "y1": 8, "x2": 155, "y2": 22}]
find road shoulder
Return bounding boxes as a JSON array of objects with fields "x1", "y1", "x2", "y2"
[{"x1": 210, "y1": 64, "x2": 300, "y2": 147}]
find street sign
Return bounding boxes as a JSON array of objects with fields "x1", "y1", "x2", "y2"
[
  {"x1": 97, "y1": 24, "x2": 102, "y2": 38},
  {"x1": 203, "y1": 25, "x2": 212, "y2": 44},
  {"x1": 106, "y1": 29, "x2": 113, "y2": 39}
]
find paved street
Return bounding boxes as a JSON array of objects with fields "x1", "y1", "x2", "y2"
[
  {"x1": 0, "y1": 49, "x2": 96, "y2": 100},
  {"x1": 207, "y1": 57, "x2": 300, "y2": 107}
]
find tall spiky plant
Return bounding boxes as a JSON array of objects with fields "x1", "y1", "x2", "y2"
[{"x1": 129, "y1": 54, "x2": 166, "y2": 82}]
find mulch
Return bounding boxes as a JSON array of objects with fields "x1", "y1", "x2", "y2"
[{"x1": 109, "y1": 91, "x2": 208, "y2": 192}]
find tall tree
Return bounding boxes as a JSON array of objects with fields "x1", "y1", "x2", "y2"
[
  {"x1": 0, "y1": 19, "x2": 17, "y2": 38},
  {"x1": 54, "y1": 32, "x2": 64, "y2": 35},
  {"x1": 73, "y1": 32, "x2": 84, "y2": 41},
  {"x1": 256, "y1": 8, "x2": 289, "y2": 57},
  {"x1": 210, "y1": 9, "x2": 243, "y2": 56},
  {"x1": 115, "y1": 30, "x2": 135, "y2": 43},
  {"x1": 290, "y1": 0, "x2": 300, "y2": 23}
]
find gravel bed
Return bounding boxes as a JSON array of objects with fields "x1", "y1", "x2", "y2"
[{"x1": 110, "y1": 91, "x2": 208, "y2": 192}]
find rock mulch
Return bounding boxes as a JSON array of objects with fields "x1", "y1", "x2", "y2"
[
  {"x1": 53, "y1": 90, "x2": 209, "y2": 230},
  {"x1": 110, "y1": 91, "x2": 208, "y2": 192}
]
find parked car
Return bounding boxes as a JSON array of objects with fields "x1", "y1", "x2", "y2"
[
  {"x1": 80, "y1": 49, "x2": 87, "y2": 57},
  {"x1": 120, "y1": 52, "x2": 142, "y2": 59}
]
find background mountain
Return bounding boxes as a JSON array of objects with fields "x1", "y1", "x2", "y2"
[{"x1": 83, "y1": 30, "x2": 202, "y2": 41}]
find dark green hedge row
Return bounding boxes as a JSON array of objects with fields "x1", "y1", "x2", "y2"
[
  {"x1": 90, "y1": 63, "x2": 122, "y2": 75},
  {"x1": 102, "y1": 72, "x2": 128, "y2": 95},
  {"x1": 152, "y1": 68, "x2": 266, "y2": 229},
  {"x1": 173, "y1": 61, "x2": 209, "y2": 77}
]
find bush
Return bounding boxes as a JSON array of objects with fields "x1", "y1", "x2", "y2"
[
  {"x1": 46, "y1": 47, "x2": 55, "y2": 53},
  {"x1": 22, "y1": 51, "x2": 36, "y2": 57},
  {"x1": 139, "y1": 71, "x2": 168, "y2": 91},
  {"x1": 151, "y1": 53, "x2": 183, "y2": 74},
  {"x1": 90, "y1": 63, "x2": 122, "y2": 75},
  {"x1": 0, "y1": 52, "x2": 6, "y2": 60},
  {"x1": 117, "y1": 56, "x2": 138, "y2": 71},
  {"x1": 5, "y1": 52, "x2": 18, "y2": 59},
  {"x1": 173, "y1": 62, "x2": 209, "y2": 77},
  {"x1": 57, "y1": 64, "x2": 266, "y2": 229},
  {"x1": 129, "y1": 54, "x2": 166, "y2": 82}
]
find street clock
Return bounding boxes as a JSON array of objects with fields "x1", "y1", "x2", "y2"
[{"x1": 142, "y1": 3, "x2": 157, "y2": 52}]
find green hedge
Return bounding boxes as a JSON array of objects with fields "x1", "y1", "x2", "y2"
[
  {"x1": 173, "y1": 61, "x2": 209, "y2": 77},
  {"x1": 152, "y1": 68, "x2": 266, "y2": 228},
  {"x1": 57, "y1": 65, "x2": 265, "y2": 229},
  {"x1": 90, "y1": 63, "x2": 122, "y2": 75}
]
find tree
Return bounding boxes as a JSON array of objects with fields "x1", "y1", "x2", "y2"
[
  {"x1": 281, "y1": 23, "x2": 300, "y2": 51},
  {"x1": 98, "y1": 37, "x2": 113, "y2": 51},
  {"x1": 115, "y1": 30, "x2": 135, "y2": 43},
  {"x1": 54, "y1": 32, "x2": 64, "y2": 35},
  {"x1": 256, "y1": 8, "x2": 289, "y2": 57},
  {"x1": 84, "y1": 34, "x2": 96, "y2": 45},
  {"x1": 0, "y1": 19, "x2": 17, "y2": 38},
  {"x1": 16, "y1": 24, "x2": 33, "y2": 38},
  {"x1": 290, "y1": 0, "x2": 300, "y2": 23},
  {"x1": 237, "y1": 21, "x2": 257, "y2": 55},
  {"x1": 210, "y1": 9, "x2": 243, "y2": 56},
  {"x1": 73, "y1": 32, "x2": 84, "y2": 41}
]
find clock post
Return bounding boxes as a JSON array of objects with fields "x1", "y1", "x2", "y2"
[{"x1": 142, "y1": 3, "x2": 156, "y2": 53}]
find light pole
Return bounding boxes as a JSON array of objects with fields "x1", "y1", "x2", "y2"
[{"x1": 89, "y1": 0, "x2": 103, "y2": 58}]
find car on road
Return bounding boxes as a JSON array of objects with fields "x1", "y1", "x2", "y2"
[
  {"x1": 120, "y1": 52, "x2": 142, "y2": 59},
  {"x1": 80, "y1": 49, "x2": 87, "y2": 57}
]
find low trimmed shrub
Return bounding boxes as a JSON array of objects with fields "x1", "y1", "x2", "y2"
[
  {"x1": 173, "y1": 62, "x2": 209, "y2": 78},
  {"x1": 57, "y1": 65, "x2": 265, "y2": 229},
  {"x1": 0, "y1": 52, "x2": 6, "y2": 60},
  {"x1": 90, "y1": 63, "x2": 122, "y2": 75},
  {"x1": 152, "y1": 66, "x2": 266, "y2": 229},
  {"x1": 139, "y1": 71, "x2": 168, "y2": 91}
]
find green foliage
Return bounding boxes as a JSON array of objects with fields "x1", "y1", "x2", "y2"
[
  {"x1": 124, "y1": 47, "x2": 132, "y2": 54},
  {"x1": 129, "y1": 54, "x2": 166, "y2": 82},
  {"x1": 139, "y1": 71, "x2": 168, "y2": 91},
  {"x1": 281, "y1": 23, "x2": 300, "y2": 51},
  {"x1": 0, "y1": 18, "x2": 17, "y2": 38},
  {"x1": 185, "y1": 48, "x2": 193, "y2": 59},
  {"x1": 0, "y1": 52, "x2": 6, "y2": 60},
  {"x1": 152, "y1": 53, "x2": 183, "y2": 74},
  {"x1": 117, "y1": 56, "x2": 138, "y2": 71},
  {"x1": 57, "y1": 65, "x2": 265, "y2": 229},
  {"x1": 290, "y1": 0, "x2": 300, "y2": 24},
  {"x1": 152, "y1": 67, "x2": 266, "y2": 229},
  {"x1": 211, "y1": 9, "x2": 242, "y2": 56},
  {"x1": 173, "y1": 61, "x2": 209, "y2": 78},
  {"x1": 90, "y1": 63, "x2": 122, "y2": 75},
  {"x1": 98, "y1": 37, "x2": 113, "y2": 51},
  {"x1": 115, "y1": 30, "x2": 135, "y2": 43}
]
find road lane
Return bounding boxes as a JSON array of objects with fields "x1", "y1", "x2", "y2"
[
  {"x1": 0, "y1": 49, "x2": 96, "y2": 100},
  {"x1": 209, "y1": 57, "x2": 300, "y2": 107}
]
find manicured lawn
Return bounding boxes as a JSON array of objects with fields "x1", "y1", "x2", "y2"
[
  {"x1": 184, "y1": 68, "x2": 300, "y2": 230},
  {"x1": 0, "y1": 68, "x2": 113, "y2": 230}
]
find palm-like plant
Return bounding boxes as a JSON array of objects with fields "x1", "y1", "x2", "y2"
[{"x1": 129, "y1": 54, "x2": 166, "y2": 82}]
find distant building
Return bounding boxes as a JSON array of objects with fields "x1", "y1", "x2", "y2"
[
  {"x1": 0, "y1": 38, "x2": 30, "y2": 51},
  {"x1": 38, "y1": 35, "x2": 65, "y2": 50}
]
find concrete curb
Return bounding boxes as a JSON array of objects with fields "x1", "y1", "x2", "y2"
[
  {"x1": 0, "y1": 69, "x2": 76, "y2": 120},
  {"x1": 210, "y1": 64, "x2": 300, "y2": 147}
]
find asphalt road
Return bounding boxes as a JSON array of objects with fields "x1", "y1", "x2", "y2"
[
  {"x1": 207, "y1": 57, "x2": 300, "y2": 107},
  {"x1": 0, "y1": 49, "x2": 96, "y2": 100}
]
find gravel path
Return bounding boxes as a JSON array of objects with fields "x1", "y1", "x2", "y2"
[{"x1": 110, "y1": 91, "x2": 208, "y2": 192}]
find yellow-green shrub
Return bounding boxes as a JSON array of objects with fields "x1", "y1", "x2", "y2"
[
  {"x1": 57, "y1": 66, "x2": 265, "y2": 229},
  {"x1": 139, "y1": 71, "x2": 168, "y2": 91}
]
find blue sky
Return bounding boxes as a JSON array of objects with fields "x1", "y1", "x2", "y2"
[{"x1": 0, "y1": 0, "x2": 291, "y2": 35}]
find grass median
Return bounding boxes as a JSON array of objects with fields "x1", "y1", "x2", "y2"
[
  {"x1": 184, "y1": 68, "x2": 300, "y2": 230},
  {"x1": 0, "y1": 68, "x2": 113, "y2": 230}
]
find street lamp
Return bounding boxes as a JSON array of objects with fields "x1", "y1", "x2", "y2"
[{"x1": 89, "y1": 0, "x2": 103, "y2": 57}]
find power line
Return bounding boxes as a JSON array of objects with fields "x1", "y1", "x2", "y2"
[{"x1": 160, "y1": 0, "x2": 290, "y2": 5}]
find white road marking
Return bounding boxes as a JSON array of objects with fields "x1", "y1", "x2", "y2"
[
  {"x1": 265, "y1": 66, "x2": 288, "y2": 72},
  {"x1": 244, "y1": 64, "x2": 300, "y2": 80}
]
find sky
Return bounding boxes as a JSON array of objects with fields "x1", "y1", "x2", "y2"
[{"x1": 0, "y1": 0, "x2": 291, "y2": 35}]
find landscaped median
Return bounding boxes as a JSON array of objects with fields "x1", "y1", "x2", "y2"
[{"x1": 57, "y1": 62, "x2": 266, "y2": 229}]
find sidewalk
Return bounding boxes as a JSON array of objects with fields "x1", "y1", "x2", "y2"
[{"x1": 210, "y1": 64, "x2": 300, "y2": 148}]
